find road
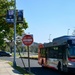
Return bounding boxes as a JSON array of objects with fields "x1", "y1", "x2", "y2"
[
  {"x1": 0, "y1": 57, "x2": 74, "y2": 75},
  {"x1": 0, "y1": 57, "x2": 40, "y2": 67}
]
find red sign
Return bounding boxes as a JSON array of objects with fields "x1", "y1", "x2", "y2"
[{"x1": 22, "y1": 35, "x2": 33, "y2": 46}]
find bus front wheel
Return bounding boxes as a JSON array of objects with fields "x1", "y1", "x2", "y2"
[{"x1": 63, "y1": 65, "x2": 68, "y2": 72}]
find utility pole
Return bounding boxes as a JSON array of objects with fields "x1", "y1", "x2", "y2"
[
  {"x1": 67, "y1": 29, "x2": 70, "y2": 35},
  {"x1": 13, "y1": 0, "x2": 17, "y2": 67},
  {"x1": 49, "y1": 34, "x2": 51, "y2": 42},
  {"x1": 72, "y1": 27, "x2": 75, "y2": 36}
]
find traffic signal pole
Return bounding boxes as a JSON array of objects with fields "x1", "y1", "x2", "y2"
[{"x1": 13, "y1": 0, "x2": 17, "y2": 67}]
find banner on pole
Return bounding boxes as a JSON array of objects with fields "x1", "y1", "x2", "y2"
[
  {"x1": 6, "y1": 9, "x2": 24, "y2": 24},
  {"x1": 16, "y1": 10, "x2": 23, "y2": 23},
  {"x1": 6, "y1": 10, "x2": 14, "y2": 23}
]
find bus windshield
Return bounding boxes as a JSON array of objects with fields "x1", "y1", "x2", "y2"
[{"x1": 68, "y1": 46, "x2": 75, "y2": 57}]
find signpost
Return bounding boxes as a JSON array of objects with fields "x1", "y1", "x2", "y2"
[
  {"x1": 22, "y1": 34, "x2": 33, "y2": 72},
  {"x1": 22, "y1": 35, "x2": 33, "y2": 46},
  {"x1": 13, "y1": 0, "x2": 17, "y2": 67},
  {"x1": 6, "y1": 0, "x2": 24, "y2": 67}
]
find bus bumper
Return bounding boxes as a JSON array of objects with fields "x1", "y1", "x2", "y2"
[{"x1": 68, "y1": 67, "x2": 75, "y2": 73}]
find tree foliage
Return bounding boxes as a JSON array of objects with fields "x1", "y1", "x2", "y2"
[{"x1": 0, "y1": 0, "x2": 28, "y2": 49}]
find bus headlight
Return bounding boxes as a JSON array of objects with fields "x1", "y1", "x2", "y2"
[{"x1": 68, "y1": 63, "x2": 73, "y2": 66}]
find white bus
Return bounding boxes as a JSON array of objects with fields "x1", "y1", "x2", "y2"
[{"x1": 38, "y1": 36, "x2": 75, "y2": 73}]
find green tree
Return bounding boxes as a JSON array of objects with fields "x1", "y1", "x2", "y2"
[{"x1": 0, "y1": 0, "x2": 28, "y2": 50}]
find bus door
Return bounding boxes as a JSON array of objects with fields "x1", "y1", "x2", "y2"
[
  {"x1": 62, "y1": 45, "x2": 68, "y2": 72},
  {"x1": 47, "y1": 47, "x2": 59, "y2": 69},
  {"x1": 39, "y1": 48, "x2": 47, "y2": 65}
]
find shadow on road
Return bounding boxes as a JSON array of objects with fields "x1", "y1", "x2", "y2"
[
  {"x1": 25, "y1": 67, "x2": 75, "y2": 75},
  {"x1": 25, "y1": 67, "x2": 63, "y2": 75}
]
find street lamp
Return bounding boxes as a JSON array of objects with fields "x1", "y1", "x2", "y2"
[
  {"x1": 67, "y1": 29, "x2": 70, "y2": 35},
  {"x1": 13, "y1": 0, "x2": 17, "y2": 67},
  {"x1": 48, "y1": 34, "x2": 51, "y2": 42}
]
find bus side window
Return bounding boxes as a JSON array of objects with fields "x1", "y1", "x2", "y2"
[
  {"x1": 58, "y1": 46, "x2": 63, "y2": 59},
  {"x1": 47, "y1": 48, "x2": 50, "y2": 58},
  {"x1": 48, "y1": 47, "x2": 57, "y2": 58},
  {"x1": 62, "y1": 45, "x2": 67, "y2": 60}
]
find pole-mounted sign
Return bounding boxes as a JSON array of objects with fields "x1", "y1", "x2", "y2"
[
  {"x1": 16, "y1": 10, "x2": 23, "y2": 23},
  {"x1": 22, "y1": 34, "x2": 33, "y2": 73},
  {"x1": 22, "y1": 34, "x2": 33, "y2": 46},
  {"x1": 6, "y1": 10, "x2": 14, "y2": 23},
  {"x1": 6, "y1": 10, "x2": 23, "y2": 24}
]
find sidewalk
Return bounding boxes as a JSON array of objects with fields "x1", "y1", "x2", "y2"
[{"x1": 0, "y1": 60, "x2": 23, "y2": 75}]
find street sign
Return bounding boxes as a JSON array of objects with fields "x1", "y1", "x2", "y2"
[{"x1": 22, "y1": 34, "x2": 33, "y2": 46}]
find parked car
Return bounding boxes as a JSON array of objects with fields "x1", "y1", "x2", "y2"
[{"x1": 0, "y1": 51, "x2": 12, "y2": 57}]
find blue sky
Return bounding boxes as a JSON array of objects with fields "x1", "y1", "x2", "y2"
[{"x1": 16, "y1": 0, "x2": 75, "y2": 43}]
